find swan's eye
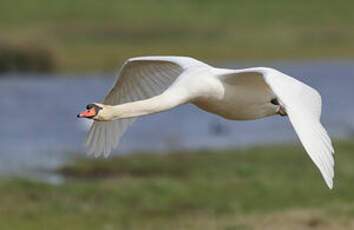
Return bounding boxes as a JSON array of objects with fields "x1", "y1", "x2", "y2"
[{"x1": 86, "y1": 104, "x2": 93, "y2": 109}]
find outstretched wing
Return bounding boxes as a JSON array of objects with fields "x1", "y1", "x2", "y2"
[
  {"x1": 219, "y1": 67, "x2": 335, "y2": 189},
  {"x1": 85, "y1": 56, "x2": 209, "y2": 157}
]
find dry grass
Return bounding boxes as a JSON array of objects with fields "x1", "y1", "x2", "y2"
[{"x1": 0, "y1": 141, "x2": 354, "y2": 229}]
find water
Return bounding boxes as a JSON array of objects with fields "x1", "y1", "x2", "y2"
[{"x1": 1, "y1": 59, "x2": 354, "y2": 177}]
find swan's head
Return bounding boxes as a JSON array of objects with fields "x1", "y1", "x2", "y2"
[{"x1": 77, "y1": 103, "x2": 104, "y2": 120}]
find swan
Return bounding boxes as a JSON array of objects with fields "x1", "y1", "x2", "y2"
[{"x1": 77, "y1": 56, "x2": 335, "y2": 189}]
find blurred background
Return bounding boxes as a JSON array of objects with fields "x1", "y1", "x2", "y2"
[{"x1": 1, "y1": 0, "x2": 354, "y2": 229}]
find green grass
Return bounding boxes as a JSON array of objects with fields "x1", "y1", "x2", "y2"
[
  {"x1": 1, "y1": 0, "x2": 354, "y2": 71},
  {"x1": 1, "y1": 140, "x2": 354, "y2": 229}
]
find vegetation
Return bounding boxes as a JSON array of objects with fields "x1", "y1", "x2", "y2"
[
  {"x1": 0, "y1": 41, "x2": 54, "y2": 72},
  {"x1": 1, "y1": 140, "x2": 354, "y2": 229},
  {"x1": 0, "y1": 0, "x2": 353, "y2": 71}
]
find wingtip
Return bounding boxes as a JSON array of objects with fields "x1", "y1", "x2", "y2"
[
  {"x1": 328, "y1": 183, "x2": 334, "y2": 190},
  {"x1": 325, "y1": 177, "x2": 334, "y2": 190}
]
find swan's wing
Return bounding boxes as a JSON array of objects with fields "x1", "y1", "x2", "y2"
[
  {"x1": 86, "y1": 56, "x2": 209, "y2": 157},
  {"x1": 219, "y1": 67, "x2": 335, "y2": 189}
]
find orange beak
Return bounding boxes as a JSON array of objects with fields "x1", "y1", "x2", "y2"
[{"x1": 77, "y1": 108, "x2": 96, "y2": 118}]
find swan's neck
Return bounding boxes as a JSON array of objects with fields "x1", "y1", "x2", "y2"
[{"x1": 99, "y1": 93, "x2": 187, "y2": 121}]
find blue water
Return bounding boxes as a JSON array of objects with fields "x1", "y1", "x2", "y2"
[{"x1": 1, "y1": 59, "x2": 354, "y2": 177}]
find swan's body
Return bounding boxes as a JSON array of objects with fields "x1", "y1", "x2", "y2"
[
  {"x1": 78, "y1": 56, "x2": 335, "y2": 189},
  {"x1": 193, "y1": 68, "x2": 278, "y2": 120}
]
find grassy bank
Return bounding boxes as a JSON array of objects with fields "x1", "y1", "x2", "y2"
[
  {"x1": 1, "y1": 0, "x2": 354, "y2": 71},
  {"x1": 1, "y1": 141, "x2": 354, "y2": 229}
]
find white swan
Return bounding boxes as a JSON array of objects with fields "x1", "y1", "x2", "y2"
[{"x1": 77, "y1": 56, "x2": 335, "y2": 189}]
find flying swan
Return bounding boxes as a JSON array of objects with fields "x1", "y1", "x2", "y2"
[{"x1": 77, "y1": 56, "x2": 335, "y2": 189}]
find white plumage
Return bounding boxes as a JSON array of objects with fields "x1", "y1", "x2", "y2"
[{"x1": 82, "y1": 56, "x2": 334, "y2": 189}]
